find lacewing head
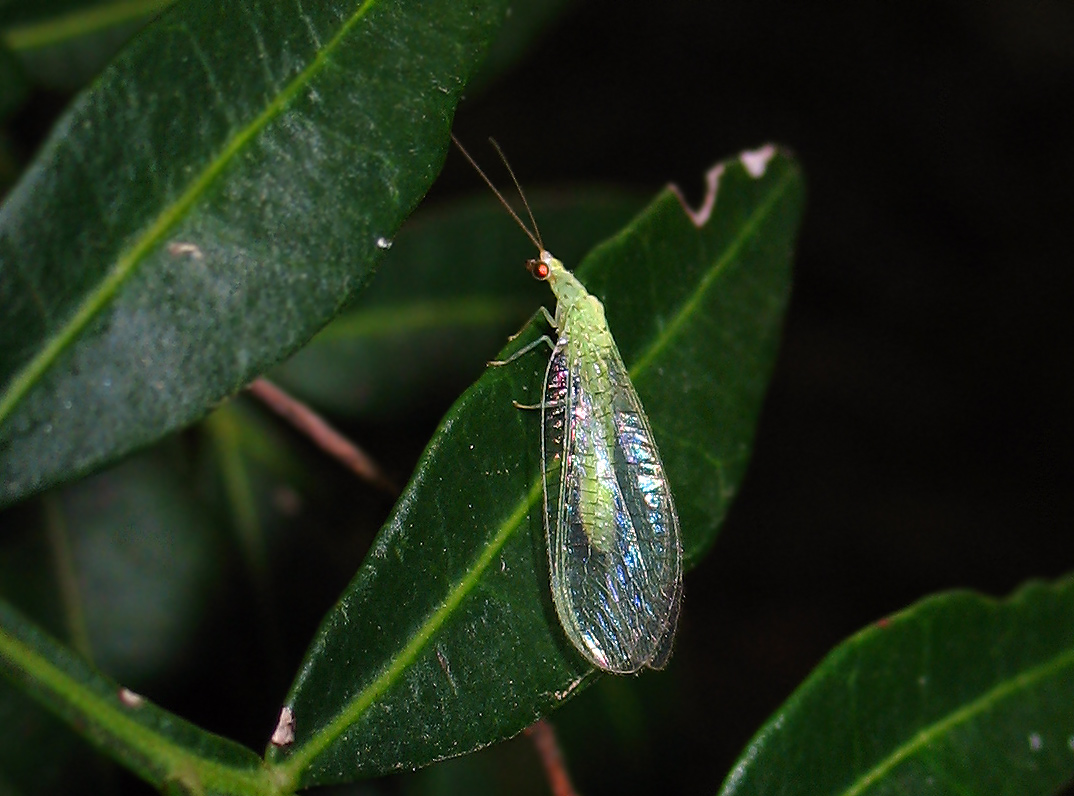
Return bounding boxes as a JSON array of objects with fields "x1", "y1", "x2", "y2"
[{"x1": 526, "y1": 251, "x2": 556, "y2": 281}]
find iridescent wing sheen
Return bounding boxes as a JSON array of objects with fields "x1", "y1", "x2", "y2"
[{"x1": 541, "y1": 335, "x2": 682, "y2": 673}]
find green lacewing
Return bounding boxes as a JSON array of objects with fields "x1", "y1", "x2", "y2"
[{"x1": 453, "y1": 136, "x2": 682, "y2": 673}]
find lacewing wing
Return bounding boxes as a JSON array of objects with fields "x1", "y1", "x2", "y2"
[{"x1": 539, "y1": 280, "x2": 682, "y2": 672}]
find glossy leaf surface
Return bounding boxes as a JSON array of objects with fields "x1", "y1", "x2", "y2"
[
  {"x1": 0, "y1": 0, "x2": 509, "y2": 507},
  {"x1": 718, "y1": 576, "x2": 1074, "y2": 796},
  {"x1": 269, "y1": 147, "x2": 803, "y2": 785}
]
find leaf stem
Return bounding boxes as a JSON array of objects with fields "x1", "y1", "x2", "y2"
[
  {"x1": 42, "y1": 495, "x2": 92, "y2": 661},
  {"x1": 525, "y1": 719, "x2": 579, "y2": 796},
  {"x1": 247, "y1": 378, "x2": 398, "y2": 495}
]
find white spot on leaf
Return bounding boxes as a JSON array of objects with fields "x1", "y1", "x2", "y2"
[
  {"x1": 740, "y1": 144, "x2": 777, "y2": 178},
  {"x1": 167, "y1": 241, "x2": 204, "y2": 260},
  {"x1": 118, "y1": 687, "x2": 144, "y2": 708},
  {"x1": 554, "y1": 674, "x2": 587, "y2": 701},
  {"x1": 271, "y1": 706, "x2": 296, "y2": 747}
]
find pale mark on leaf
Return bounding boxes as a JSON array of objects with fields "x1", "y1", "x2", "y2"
[
  {"x1": 436, "y1": 645, "x2": 458, "y2": 694},
  {"x1": 118, "y1": 687, "x2": 144, "y2": 708},
  {"x1": 271, "y1": 706, "x2": 296, "y2": 747},
  {"x1": 670, "y1": 163, "x2": 724, "y2": 228},
  {"x1": 553, "y1": 673, "x2": 587, "y2": 701},
  {"x1": 167, "y1": 241, "x2": 204, "y2": 260},
  {"x1": 740, "y1": 144, "x2": 777, "y2": 178}
]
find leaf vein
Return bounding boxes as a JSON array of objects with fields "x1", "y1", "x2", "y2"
[
  {"x1": 629, "y1": 168, "x2": 795, "y2": 381},
  {"x1": 281, "y1": 476, "x2": 544, "y2": 778},
  {"x1": 840, "y1": 646, "x2": 1074, "y2": 796}
]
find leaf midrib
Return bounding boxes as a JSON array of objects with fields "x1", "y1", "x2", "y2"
[
  {"x1": 282, "y1": 159, "x2": 795, "y2": 777},
  {"x1": 630, "y1": 165, "x2": 796, "y2": 378},
  {"x1": 841, "y1": 645, "x2": 1074, "y2": 795},
  {"x1": 280, "y1": 477, "x2": 544, "y2": 777},
  {"x1": 0, "y1": 0, "x2": 379, "y2": 428}
]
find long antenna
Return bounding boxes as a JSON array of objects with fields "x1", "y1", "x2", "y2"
[
  {"x1": 450, "y1": 133, "x2": 544, "y2": 251},
  {"x1": 489, "y1": 138, "x2": 544, "y2": 250}
]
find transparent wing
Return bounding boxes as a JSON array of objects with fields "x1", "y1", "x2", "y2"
[{"x1": 542, "y1": 337, "x2": 682, "y2": 673}]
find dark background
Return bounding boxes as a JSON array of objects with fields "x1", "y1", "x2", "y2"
[
  {"x1": 4, "y1": 1, "x2": 1074, "y2": 794},
  {"x1": 448, "y1": 1, "x2": 1074, "y2": 793}
]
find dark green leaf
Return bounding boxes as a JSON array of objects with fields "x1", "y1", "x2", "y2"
[
  {"x1": 0, "y1": 0, "x2": 174, "y2": 89},
  {"x1": 0, "y1": 598, "x2": 269, "y2": 795},
  {"x1": 270, "y1": 191, "x2": 644, "y2": 419},
  {"x1": 267, "y1": 146, "x2": 803, "y2": 786},
  {"x1": 0, "y1": 500, "x2": 105, "y2": 796},
  {"x1": 399, "y1": 730, "x2": 544, "y2": 796},
  {"x1": 0, "y1": 42, "x2": 27, "y2": 118},
  {"x1": 198, "y1": 400, "x2": 322, "y2": 620},
  {"x1": 0, "y1": 0, "x2": 510, "y2": 507},
  {"x1": 718, "y1": 576, "x2": 1074, "y2": 796}
]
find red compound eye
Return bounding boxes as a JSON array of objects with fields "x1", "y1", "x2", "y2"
[{"x1": 527, "y1": 258, "x2": 550, "y2": 280}]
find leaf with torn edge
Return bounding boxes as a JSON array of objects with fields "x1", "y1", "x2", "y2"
[{"x1": 267, "y1": 145, "x2": 804, "y2": 786}]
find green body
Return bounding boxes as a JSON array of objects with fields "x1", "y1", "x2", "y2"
[{"x1": 543, "y1": 255, "x2": 618, "y2": 552}]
